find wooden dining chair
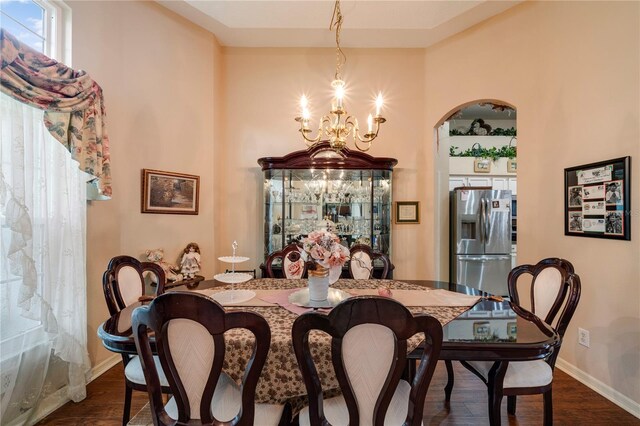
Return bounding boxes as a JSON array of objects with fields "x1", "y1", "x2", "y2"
[
  {"x1": 292, "y1": 296, "x2": 442, "y2": 426},
  {"x1": 348, "y1": 244, "x2": 393, "y2": 279},
  {"x1": 131, "y1": 292, "x2": 285, "y2": 425},
  {"x1": 102, "y1": 255, "x2": 170, "y2": 425},
  {"x1": 264, "y1": 243, "x2": 307, "y2": 279},
  {"x1": 452, "y1": 258, "x2": 581, "y2": 425}
]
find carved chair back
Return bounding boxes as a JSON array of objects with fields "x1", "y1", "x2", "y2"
[
  {"x1": 132, "y1": 292, "x2": 271, "y2": 425},
  {"x1": 292, "y1": 296, "x2": 442, "y2": 426},
  {"x1": 508, "y1": 257, "x2": 581, "y2": 366},
  {"x1": 102, "y1": 255, "x2": 166, "y2": 316},
  {"x1": 348, "y1": 244, "x2": 392, "y2": 279},
  {"x1": 265, "y1": 243, "x2": 306, "y2": 279},
  {"x1": 508, "y1": 258, "x2": 578, "y2": 333}
]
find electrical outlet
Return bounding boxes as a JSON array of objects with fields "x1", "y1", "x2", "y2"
[{"x1": 578, "y1": 328, "x2": 590, "y2": 348}]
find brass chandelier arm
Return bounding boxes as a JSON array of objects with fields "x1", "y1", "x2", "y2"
[
  {"x1": 353, "y1": 118, "x2": 377, "y2": 152},
  {"x1": 343, "y1": 114, "x2": 382, "y2": 143},
  {"x1": 301, "y1": 131, "x2": 322, "y2": 146},
  {"x1": 296, "y1": 115, "x2": 331, "y2": 145},
  {"x1": 344, "y1": 115, "x2": 357, "y2": 134},
  {"x1": 354, "y1": 138, "x2": 373, "y2": 152}
]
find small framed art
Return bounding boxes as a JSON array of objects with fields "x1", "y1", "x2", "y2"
[
  {"x1": 395, "y1": 201, "x2": 420, "y2": 224},
  {"x1": 474, "y1": 158, "x2": 491, "y2": 173},
  {"x1": 564, "y1": 156, "x2": 630, "y2": 240},
  {"x1": 507, "y1": 159, "x2": 517, "y2": 173},
  {"x1": 141, "y1": 169, "x2": 200, "y2": 215}
]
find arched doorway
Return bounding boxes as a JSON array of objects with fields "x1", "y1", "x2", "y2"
[{"x1": 432, "y1": 100, "x2": 517, "y2": 293}]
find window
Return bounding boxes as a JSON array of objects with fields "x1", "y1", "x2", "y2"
[
  {"x1": 1, "y1": 3, "x2": 88, "y2": 423},
  {"x1": 1, "y1": 0, "x2": 71, "y2": 62},
  {"x1": 1, "y1": 0, "x2": 71, "y2": 344},
  {"x1": 1, "y1": 1, "x2": 45, "y2": 52},
  {"x1": 1, "y1": 1, "x2": 43, "y2": 344}
]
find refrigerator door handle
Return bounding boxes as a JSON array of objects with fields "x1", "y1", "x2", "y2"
[
  {"x1": 459, "y1": 255, "x2": 512, "y2": 262},
  {"x1": 482, "y1": 198, "x2": 490, "y2": 242},
  {"x1": 485, "y1": 198, "x2": 491, "y2": 241},
  {"x1": 480, "y1": 198, "x2": 485, "y2": 243}
]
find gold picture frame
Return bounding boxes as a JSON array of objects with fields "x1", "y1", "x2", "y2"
[
  {"x1": 473, "y1": 158, "x2": 491, "y2": 173},
  {"x1": 395, "y1": 201, "x2": 420, "y2": 224},
  {"x1": 141, "y1": 169, "x2": 200, "y2": 215},
  {"x1": 507, "y1": 159, "x2": 517, "y2": 173}
]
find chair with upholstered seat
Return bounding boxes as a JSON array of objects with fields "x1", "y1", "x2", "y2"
[
  {"x1": 131, "y1": 292, "x2": 285, "y2": 425},
  {"x1": 292, "y1": 296, "x2": 442, "y2": 426},
  {"x1": 454, "y1": 258, "x2": 581, "y2": 425},
  {"x1": 348, "y1": 244, "x2": 393, "y2": 279},
  {"x1": 102, "y1": 255, "x2": 171, "y2": 425},
  {"x1": 264, "y1": 242, "x2": 307, "y2": 279}
]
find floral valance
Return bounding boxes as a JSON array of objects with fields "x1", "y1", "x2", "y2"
[{"x1": 0, "y1": 29, "x2": 112, "y2": 197}]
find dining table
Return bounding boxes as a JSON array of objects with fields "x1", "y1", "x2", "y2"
[{"x1": 98, "y1": 277, "x2": 559, "y2": 424}]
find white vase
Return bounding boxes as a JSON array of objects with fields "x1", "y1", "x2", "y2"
[{"x1": 308, "y1": 265, "x2": 330, "y2": 301}]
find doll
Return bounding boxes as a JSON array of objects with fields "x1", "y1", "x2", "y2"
[
  {"x1": 145, "y1": 248, "x2": 183, "y2": 283},
  {"x1": 180, "y1": 242, "x2": 201, "y2": 279}
]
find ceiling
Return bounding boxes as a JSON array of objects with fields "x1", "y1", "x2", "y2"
[
  {"x1": 456, "y1": 104, "x2": 517, "y2": 120},
  {"x1": 157, "y1": 1, "x2": 522, "y2": 48}
]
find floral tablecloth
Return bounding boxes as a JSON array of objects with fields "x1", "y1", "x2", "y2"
[{"x1": 214, "y1": 278, "x2": 472, "y2": 406}]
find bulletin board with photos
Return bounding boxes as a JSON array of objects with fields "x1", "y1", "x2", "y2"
[{"x1": 564, "y1": 156, "x2": 630, "y2": 240}]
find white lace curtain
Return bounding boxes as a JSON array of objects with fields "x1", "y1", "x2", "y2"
[{"x1": 0, "y1": 93, "x2": 90, "y2": 425}]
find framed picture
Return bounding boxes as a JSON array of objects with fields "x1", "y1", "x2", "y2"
[
  {"x1": 473, "y1": 321, "x2": 491, "y2": 339},
  {"x1": 395, "y1": 201, "x2": 420, "y2": 224},
  {"x1": 564, "y1": 157, "x2": 630, "y2": 240},
  {"x1": 141, "y1": 169, "x2": 200, "y2": 215},
  {"x1": 507, "y1": 159, "x2": 517, "y2": 173},
  {"x1": 474, "y1": 158, "x2": 491, "y2": 173}
]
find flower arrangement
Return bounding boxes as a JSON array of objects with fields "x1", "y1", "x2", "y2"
[{"x1": 300, "y1": 229, "x2": 350, "y2": 274}]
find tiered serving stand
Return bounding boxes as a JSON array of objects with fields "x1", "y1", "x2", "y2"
[{"x1": 212, "y1": 242, "x2": 255, "y2": 304}]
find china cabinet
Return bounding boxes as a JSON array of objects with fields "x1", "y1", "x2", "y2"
[{"x1": 258, "y1": 142, "x2": 397, "y2": 277}]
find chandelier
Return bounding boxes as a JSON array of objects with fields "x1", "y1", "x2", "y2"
[{"x1": 294, "y1": 0, "x2": 386, "y2": 152}]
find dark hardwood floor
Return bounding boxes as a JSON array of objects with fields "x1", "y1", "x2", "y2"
[{"x1": 37, "y1": 361, "x2": 638, "y2": 425}]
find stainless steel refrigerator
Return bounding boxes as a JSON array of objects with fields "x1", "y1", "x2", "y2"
[{"x1": 450, "y1": 187, "x2": 512, "y2": 296}]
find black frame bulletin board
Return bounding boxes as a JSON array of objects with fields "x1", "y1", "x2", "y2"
[{"x1": 564, "y1": 156, "x2": 631, "y2": 240}]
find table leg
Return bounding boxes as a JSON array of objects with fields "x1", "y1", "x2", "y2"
[
  {"x1": 486, "y1": 361, "x2": 509, "y2": 426},
  {"x1": 444, "y1": 360, "x2": 454, "y2": 402}
]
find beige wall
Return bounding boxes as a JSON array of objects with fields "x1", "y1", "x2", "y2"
[
  {"x1": 69, "y1": 1, "x2": 220, "y2": 367},
  {"x1": 215, "y1": 47, "x2": 430, "y2": 278},
  {"x1": 424, "y1": 1, "x2": 639, "y2": 405}
]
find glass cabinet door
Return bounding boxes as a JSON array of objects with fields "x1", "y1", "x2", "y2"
[
  {"x1": 372, "y1": 170, "x2": 392, "y2": 256},
  {"x1": 264, "y1": 169, "x2": 284, "y2": 256}
]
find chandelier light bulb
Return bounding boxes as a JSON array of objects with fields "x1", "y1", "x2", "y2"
[
  {"x1": 367, "y1": 114, "x2": 373, "y2": 133},
  {"x1": 300, "y1": 95, "x2": 311, "y2": 126},
  {"x1": 333, "y1": 79, "x2": 345, "y2": 110},
  {"x1": 375, "y1": 93, "x2": 383, "y2": 116}
]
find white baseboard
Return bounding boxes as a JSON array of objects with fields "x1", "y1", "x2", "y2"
[
  {"x1": 32, "y1": 354, "x2": 122, "y2": 423},
  {"x1": 32, "y1": 387, "x2": 72, "y2": 424},
  {"x1": 556, "y1": 358, "x2": 640, "y2": 419},
  {"x1": 89, "y1": 353, "x2": 121, "y2": 382}
]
